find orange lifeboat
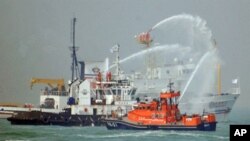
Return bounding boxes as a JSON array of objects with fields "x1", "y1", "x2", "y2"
[{"x1": 105, "y1": 82, "x2": 217, "y2": 131}]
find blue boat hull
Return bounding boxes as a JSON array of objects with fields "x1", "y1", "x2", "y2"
[{"x1": 105, "y1": 119, "x2": 217, "y2": 131}]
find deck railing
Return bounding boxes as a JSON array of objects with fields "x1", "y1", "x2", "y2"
[{"x1": 40, "y1": 90, "x2": 69, "y2": 96}]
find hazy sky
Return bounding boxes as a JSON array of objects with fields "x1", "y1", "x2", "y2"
[{"x1": 0, "y1": 0, "x2": 250, "y2": 113}]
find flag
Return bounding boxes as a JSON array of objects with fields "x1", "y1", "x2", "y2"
[{"x1": 232, "y1": 79, "x2": 238, "y2": 84}]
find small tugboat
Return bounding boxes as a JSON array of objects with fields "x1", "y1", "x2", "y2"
[
  {"x1": 104, "y1": 82, "x2": 217, "y2": 131},
  {"x1": 7, "y1": 18, "x2": 137, "y2": 126}
]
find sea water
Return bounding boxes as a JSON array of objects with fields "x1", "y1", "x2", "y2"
[
  {"x1": 0, "y1": 119, "x2": 229, "y2": 141},
  {"x1": 2, "y1": 117, "x2": 248, "y2": 141},
  {"x1": 1, "y1": 110, "x2": 250, "y2": 141}
]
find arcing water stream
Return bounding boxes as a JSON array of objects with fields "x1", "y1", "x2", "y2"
[
  {"x1": 179, "y1": 51, "x2": 211, "y2": 101},
  {"x1": 109, "y1": 14, "x2": 221, "y2": 113}
]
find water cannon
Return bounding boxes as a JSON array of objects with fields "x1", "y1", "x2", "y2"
[{"x1": 135, "y1": 31, "x2": 153, "y2": 47}]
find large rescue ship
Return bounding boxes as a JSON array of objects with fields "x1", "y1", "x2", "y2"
[{"x1": 105, "y1": 82, "x2": 217, "y2": 131}]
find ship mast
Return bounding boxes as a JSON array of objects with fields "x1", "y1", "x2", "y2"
[
  {"x1": 213, "y1": 39, "x2": 221, "y2": 96},
  {"x1": 135, "y1": 31, "x2": 154, "y2": 79},
  {"x1": 111, "y1": 44, "x2": 120, "y2": 81},
  {"x1": 70, "y1": 17, "x2": 79, "y2": 81}
]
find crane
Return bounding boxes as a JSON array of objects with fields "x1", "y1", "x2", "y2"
[{"x1": 30, "y1": 78, "x2": 65, "y2": 92}]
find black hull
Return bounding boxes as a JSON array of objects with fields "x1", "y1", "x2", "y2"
[
  {"x1": 105, "y1": 119, "x2": 217, "y2": 131},
  {"x1": 7, "y1": 110, "x2": 104, "y2": 126}
]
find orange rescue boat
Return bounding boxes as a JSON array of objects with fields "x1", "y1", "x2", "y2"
[{"x1": 105, "y1": 82, "x2": 217, "y2": 131}]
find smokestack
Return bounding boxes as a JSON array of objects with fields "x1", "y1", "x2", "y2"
[{"x1": 78, "y1": 61, "x2": 85, "y2": 80}]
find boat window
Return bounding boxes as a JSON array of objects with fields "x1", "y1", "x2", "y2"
[
  {"x1": 112, "y1": 88, "x2": 121, "y2": 95},
  {"x1": 129, "y1": 88, "x2": 137, "y2": 95},
  {"x1": 117, "y1": 89, "x2": 121, "y2": 95},
  {"x1": 104, "y1": 89, "x2": 112, "y2": 95},
  {"x1": 127, "y1": 90, "x2": 131, "y2": 95},
  {"x1": 133, "y1": 89, "x2": 137, "y2": 95},
  {"x1": 43, "y1": 98, "x2": 55, "y2": 109},
  {"x1": 112, "y1": 89, "x2": 117, "y2": 95}
]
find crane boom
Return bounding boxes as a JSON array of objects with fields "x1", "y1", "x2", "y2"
[{"x1": 30, "y1": 78, "x2": 65, "y2": 92}]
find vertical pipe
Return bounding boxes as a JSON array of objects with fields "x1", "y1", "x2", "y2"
[
  {"x1": 217, "y1": 64, "x2": 221, "y2": 95},
  {"x1": 79, "y1": 61, "x2": 85, "y2": 80}
]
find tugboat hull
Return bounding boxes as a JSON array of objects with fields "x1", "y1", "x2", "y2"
[
  {"x1": 7, "y1": 110, "x2": 104, "y2": 126},
  {"x1": 105, "y1": 119, "x2": 217, "y2": 131}
]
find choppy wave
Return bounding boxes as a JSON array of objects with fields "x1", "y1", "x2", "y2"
[
  {"x1": 5, "y1": 140, "x2": 30, "y2": 141},
  {"x1": 0, "y1": 120, "x2": 233, "y2": 141},
  {"x1": 0, "y1": 131, "x2": 41, "y2": 137},
  {"x1": 77, "y1": 130, "x2": 153, "y2": 138},
  {"x1": 78, "y1": 130, "x2": 228, "y2": 140}
]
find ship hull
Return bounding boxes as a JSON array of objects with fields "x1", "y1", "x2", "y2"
[
  {"x1": 7, "y1": 110, "x2": 104, "y2": 126},
  {"x1": 105, "y1": 119, "x2": 216, "y2": 131},
  {"x1": 179, "y1": 93, "x2": 240, "y2": 121},
  {"x1": 0, "y1": 111, "x2": 14, "y2": 118}
]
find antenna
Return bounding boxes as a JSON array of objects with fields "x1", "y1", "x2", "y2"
[
  {"x1": 69, "y1": 17, "x2": 79, "y2": 81},
  {"x1": 110, "y1": 44, "x2": 120, "y2": 81},
  {"x1": 167, "y1": 79, "x2": 174, "y2": 92}
]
